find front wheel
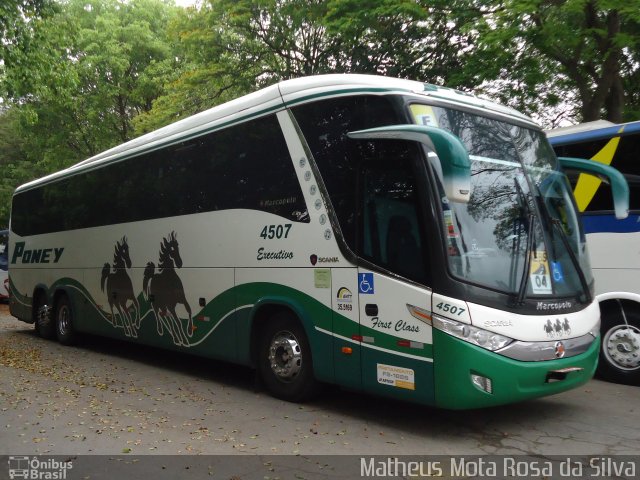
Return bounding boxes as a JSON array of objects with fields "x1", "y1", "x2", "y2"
[
  {"x1": 257, "y1": 312, "x2": 319, "y2": 402},
  {"x1": 55, "y1": 294, "x2": 77, "y2": 346},
  {"x1": 597, "y1": 304, "x2": 640, "y2": 385}
]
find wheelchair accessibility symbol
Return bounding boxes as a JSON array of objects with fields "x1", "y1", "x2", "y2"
[
  {"x1": 551, "y1": 261, "x2": 565, "y2": 283},
  {"x1": 359, "y1": 273, "x2": 374, "y2": 294}
]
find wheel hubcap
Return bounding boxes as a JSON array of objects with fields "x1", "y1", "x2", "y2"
[
  {"x1": 268, "y1": 330, "x2": 302, "y2": 381},
  {"x1": 58, "y1": 306, "x2": 70, "y2": 336},
  {"x1": 604, "y1": 325, "x2": 640, "y2": 370},
  {"x1": 37, "y1": 304, "x2": 51, "y2": 328}
]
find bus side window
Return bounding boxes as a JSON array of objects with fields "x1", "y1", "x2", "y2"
[
  {"x1": 292, "y1": 95, "x2": 404, "y2": 252},
  {"x1": 358, "y1": 143, "x2": 428, "y2": 285},
  {"x1": 10, "y1": 114, "x2": 309, "y2": 237}
]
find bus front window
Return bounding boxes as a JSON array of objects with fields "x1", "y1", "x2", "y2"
[{"x1": 412, "y1": 105, "x2": 593, "y2": 301}]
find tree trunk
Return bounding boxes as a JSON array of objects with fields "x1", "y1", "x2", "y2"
[{"x1": 605, "y1": 74, "x2": 624, "y2": 123}]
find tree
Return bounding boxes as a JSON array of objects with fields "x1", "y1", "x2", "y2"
[
  {"x1": 0, "y1": 109, "x2": 41, "y2": 229},
  {"x1": 0, "y1": 0, "x2": 57, "y2": 64},
  {"x1": 0, "y1": 0, "x2": 179, "y2": 227},
  {"x1": 135, "y1": 0, "x2": 341, "y2": 133},
  {"x1": 325, "y1": 0, "x2": 483, "y2": 86},
  {"x1": 135, "y1": 0, "x2": 485, "y2": 132},
  {"x1": 474, "y1": 0, "x2": 640, "y2": 126},
  {"x1": 2, "y1": 0, "x2": 179, "y2": 156}
]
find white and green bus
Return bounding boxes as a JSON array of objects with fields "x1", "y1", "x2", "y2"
[{"x1": 8, "y1": 75, "x2": 628, "y2": 409}]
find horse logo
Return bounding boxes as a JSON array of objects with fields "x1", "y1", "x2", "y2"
[
  {"x1": 544, "y1": 319, "x2": 554, "y2": 338},
  {"x1": 101, "y1": 237, "x2": 140, "y2": 337},
  {"x1": 554, "y1": 319, "x2": 563, "y2": 336},
  {"x1": 143, "y1": 232, "x2": 193, "y2": 346}
]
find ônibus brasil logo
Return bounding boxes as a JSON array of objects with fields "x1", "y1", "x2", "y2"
[{"x1": 8, "y1": 456, "x2": 73, "y2": 479}]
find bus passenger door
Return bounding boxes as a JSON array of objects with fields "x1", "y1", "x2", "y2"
[
  {"x1": 357, "y1": 270, "x2": 434, "y2": 404},
  {"x1": 354, "y1": 147, "x2": 435, "y2": 403}
]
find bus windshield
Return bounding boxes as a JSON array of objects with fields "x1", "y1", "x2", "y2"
[{"x1": 411, "y1": 105, "x2": 592, "y2": 300}]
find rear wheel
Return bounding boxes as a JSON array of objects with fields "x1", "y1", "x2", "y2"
[
  {"x1": 597, "y1": 302, "x2": 640, "y2": 385},
  {"x1": 33, "y1": 292, "x2": 54, "y2": 339},
  {"x1": 55, "y1": 294, "x2": 76, "y2": 346},
  {"x1": 257, "y1": 311, "x2": 319, "y2": 402}
]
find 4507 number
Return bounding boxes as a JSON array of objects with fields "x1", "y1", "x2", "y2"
[
  {"x1": 260, "y1": 224, "x2": 292, "y2": 240},
  {"x1": 435, "y1": 302, "x2": 466, "y2": 316}
]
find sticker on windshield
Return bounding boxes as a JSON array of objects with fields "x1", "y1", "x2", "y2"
[
  {"x1": 530, "y1": 251, "x2": 552, "y2": 294},
  {"x1": 443, "y1": 210, "x2": 458, "y2": 238},
  {"x1": 410, "y1": 104, "x2": 439, "y2": 128},
  {"x1": 551, "y1": 261, "x2": 565, "y2": 283}
]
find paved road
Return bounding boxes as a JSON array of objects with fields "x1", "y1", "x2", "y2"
[{"x1": 1, "y1": 302, "x2": 639, "y2": 460}]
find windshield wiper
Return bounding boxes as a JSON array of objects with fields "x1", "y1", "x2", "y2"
[
  {"x1": 515, "y1": 213, "x2": 535, "y2": 306},
  {"x1": 550, "y1": 218, "x2": 593, "y2": 304},
  {"x1": 511, "y1": 178, "x2": 536, "y2": 306},
  {"x1": 530, "y1": 179, "x2": 592, "y2": 305}
]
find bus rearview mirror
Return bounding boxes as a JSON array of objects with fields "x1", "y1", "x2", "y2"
[
  {"x1": 347, "y1": 125, "x2": 471, "y2": 203},
  {"x1": 558, "y1": 157, "x2": 629, "y2": 220}
]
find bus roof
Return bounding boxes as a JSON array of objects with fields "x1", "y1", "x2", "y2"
[
  {"x1": 546, "y1": 119, "x2": 640, "y2": 146},
  {"x1": 15, "y1": 74, "x2": 536, "y2": 194}
]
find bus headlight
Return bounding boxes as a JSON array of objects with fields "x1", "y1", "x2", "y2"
[{"x1": 433, "y1": 316, "x2": 513, "y2": 351}]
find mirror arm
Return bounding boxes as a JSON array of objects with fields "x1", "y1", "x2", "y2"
[
  {"x1": 347, "y1": 125, "x2": 471, "y2": 203},
  {"x1": 558, "y1": 157, "x2": 629, "y2": 220}
]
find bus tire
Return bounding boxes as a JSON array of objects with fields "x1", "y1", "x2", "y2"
[
  {"x1": 597, "y1": 306, "x2": 640, "y2": 385},
  {"x1": 55, "y1": 294, "x2": 77, "y2": 346},
  {"x1": 33, "y1": 292, "x2": 55, "y2": 339},
  {"x1": 257, "y1": 311, "x2": 319, "y2": 402}
]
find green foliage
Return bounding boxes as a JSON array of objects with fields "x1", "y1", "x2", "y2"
[
  {"x1": 135, "y1": 0, "x2": 485, "y2": 133},
  {"x1": 0, "y1": 0, "x2": 179, "y2": 227},
  {"x1": 0, "y1": 0, "x2": 58, "y2": 65},
  {"x1": 135, "y1": 0, "x2": 340, "y2": 133},
  {"x1": 473, "y1": 0, "x2": 640, "y2": 125},
  {"x1": 0, "y1": 109, "x2": 47, "y2": 229},
  {"x1": 325, "y1": 0, "x2": 482, "y2": 85}
]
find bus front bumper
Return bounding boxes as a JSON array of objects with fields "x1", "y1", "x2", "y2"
[{"x1": 433, "y1": 329, "x2": 599, "y2": 410}]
